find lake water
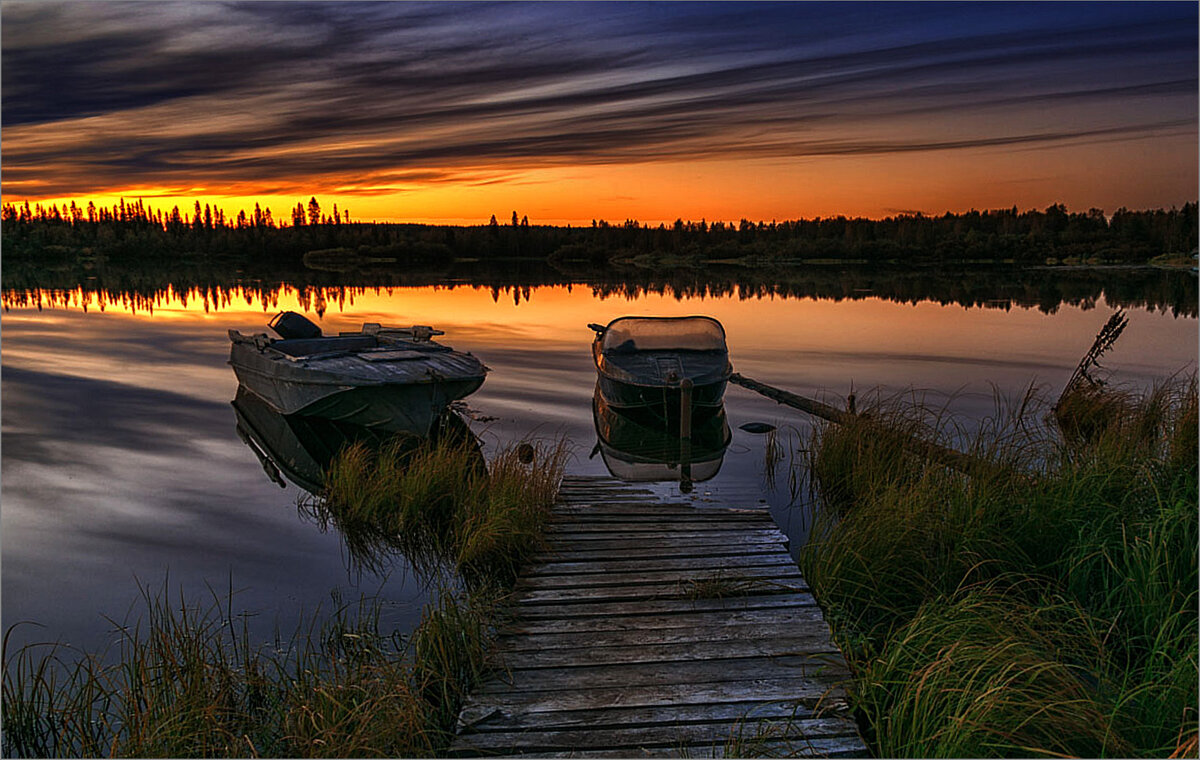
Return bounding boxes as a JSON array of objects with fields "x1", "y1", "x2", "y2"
[{"x1": 2, "y1": 274, "x2": 1196, "y2": 653}]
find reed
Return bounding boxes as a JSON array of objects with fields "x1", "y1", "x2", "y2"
[
  {"x1": 800, "y1": 374, "x2": 1198, "y2": 757},
  {"x1": 3, "y1": 583, "x2": 506, "y2": 758},
  {"x1": 311, "y1": 435, "x2": 568, "y2": 582},
  {"x1": 858, "y1": 583, "x2": 1127, "y2": 758}
]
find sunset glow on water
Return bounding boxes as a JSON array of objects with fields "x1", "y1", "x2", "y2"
[{"x1": 3, "y1": 281, "x2": 1195, "y2": 652}]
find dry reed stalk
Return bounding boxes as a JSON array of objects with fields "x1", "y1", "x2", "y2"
[{"x1": 1057, "y1": 309, "x2": 1129, "y2": 404}]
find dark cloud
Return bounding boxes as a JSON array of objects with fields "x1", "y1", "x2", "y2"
[{"x1": 2, "y1": 1, "x2": 1196, "y2": 196}]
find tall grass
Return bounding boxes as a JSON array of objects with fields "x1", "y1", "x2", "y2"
[
  {"x1": 312, "y1": 436, "x2": 568, "y2": 583},
  {"x1": 2, "y1": 582, "x2": 500, "y2": 758},
  {"x1": 800, "y1": 375, "x2": 1198, "y2": 757}
]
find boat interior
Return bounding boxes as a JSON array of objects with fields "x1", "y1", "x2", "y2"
[
  {"x1": 595, "y1": 316, "x2": 730, "y2": 383},
  {"x1": 603, "y1": 349, "x2": 728, "y2": 382},
  {"x1": 272, "y1": 335, "x2": 382, "y2": 356}
]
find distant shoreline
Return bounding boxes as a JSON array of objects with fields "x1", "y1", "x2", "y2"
[{"x1": 4, "y1": 201, "x2": 1196, "y2": 270}]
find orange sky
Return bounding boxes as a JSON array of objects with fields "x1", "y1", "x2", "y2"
[
  {"x1": 4, "y1": 2, "x2": 1196, "y2": 225},
  {"x1": 12, "y1": 134, "x2": 1199, "y2": 227}
]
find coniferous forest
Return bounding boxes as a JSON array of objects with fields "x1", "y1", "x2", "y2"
[{"x1": 3, "y1": 198, "x2": 1196, "y2": 268}]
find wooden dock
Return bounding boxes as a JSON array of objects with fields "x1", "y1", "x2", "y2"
[{"x1": 450, "y1": 476, "x2": 868, "y2": 758}]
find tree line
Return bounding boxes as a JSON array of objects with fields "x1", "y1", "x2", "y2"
[{"x1": 3, "y1": 198, "x2": 1196, "y2": 265}]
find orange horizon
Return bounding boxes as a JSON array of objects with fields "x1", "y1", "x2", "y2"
[
  {"x1": 7, "y1": 127, "x2": 1197, "y2": 227},
  {"x1": 8, "y1": 188, "x2": 1198, "y2": 229}
]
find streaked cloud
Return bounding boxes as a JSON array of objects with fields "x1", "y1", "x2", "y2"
[{"x1": 2, "y1": 2, "x2": 1196, "y2": 203}]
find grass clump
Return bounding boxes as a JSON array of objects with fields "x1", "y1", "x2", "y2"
[
  {"x1": 801, "y1": 373, "x2": 1198, "y2": 757},
  {"x1": 2, "y1": 583, "x2": 498, "y2": 758},
  {"x1": 311, "y1": 435, "x2": 568, "y2": 583}
]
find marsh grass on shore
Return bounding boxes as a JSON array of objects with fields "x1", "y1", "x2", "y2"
[
  {"x1": 3, "y1": 584, "x2": 499, "y2": 758},
  {"x1": 3, "y1": 437, "x2": 567, "y2": 758},
  {"x1": 800, "y1": 374, "x2": 1198, "y2": 757}
]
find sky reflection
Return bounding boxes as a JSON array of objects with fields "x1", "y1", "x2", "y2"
[{"x1": 2, "y1": 284, "x2": 1195, "y2": 653}]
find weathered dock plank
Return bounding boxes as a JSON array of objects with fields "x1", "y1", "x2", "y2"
[
  {"x1": 460, "y1": 698, "x2": 835, "y2": 733},
  {"x1": 459, "y1": 676, "x2": 847, "y2": 719},
  {"x1": 543, "y1": 528, "x2": 789, "y2": 543},
  {"x1": 542, "y1": 533, "x2": 787, "y2": 551},
  {"x1": 495, "y1": 621, "x2": 831, "y2": 652},
  {"x1": 451, "y1": 716, "x2": 859, "y2": 755},
  {"x1": 529, "y1": 542, "x2": 787, "y2": 562},
  {"x1": 494, "y1": 736, "x2": 867, "y2": 758},
  {"x1": 499, "y1": 605, "x2": 831, "y2": 637},
  {"x1": 494, "y1": 635, "x2": 843, "y2": 670},
  {"x1": 510, "y1": 580, "x2": 807, "y2": 606},
  {"x1": 516, "y1": 564, "x2": 803, "y2": 590},
  {"x1": 514, "y1": 591, "x2": 820, "y2": 620},
  {"x1": 475, "y1": 655, "x2": 850, "y2": 694},
  {"x1": 450, "y1": 476, "x2": 867, "y2": 758}
]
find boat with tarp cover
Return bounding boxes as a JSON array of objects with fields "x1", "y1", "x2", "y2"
[
  {"x1": 588, "y1": 315, "x2": 732, "y2": 420},
  {"x1": 228, "y1": 311, "x2": 487, "y2": 436}
]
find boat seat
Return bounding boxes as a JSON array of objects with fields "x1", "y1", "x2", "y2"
[{"x1": 273, "y1": 335, "x2": 378, "y2": 356}]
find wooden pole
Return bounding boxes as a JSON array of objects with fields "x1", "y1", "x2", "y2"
[
  {"x1": 679, "y1": 378, "x2": 694, "y2": 493},
  {"x1": 728, "y1": 373, "x2": 1000, "y2": 479}
]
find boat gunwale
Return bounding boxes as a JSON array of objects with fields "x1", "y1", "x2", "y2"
[{"x1": 228, "y1": 356, "x2": 486, "y2": 389}]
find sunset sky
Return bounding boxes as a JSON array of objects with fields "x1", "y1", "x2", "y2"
[{"x1": 3, "y1": 1, "x2": 1196, "y2": 225}]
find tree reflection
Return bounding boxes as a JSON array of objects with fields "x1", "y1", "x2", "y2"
[{"x1": 3, "y1": 259, "x2": 1195, "y2": 317}]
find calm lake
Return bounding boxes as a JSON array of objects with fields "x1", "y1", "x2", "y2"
[{"x1": 2, "y1": 269, "x2": 1196, "y2": 653}]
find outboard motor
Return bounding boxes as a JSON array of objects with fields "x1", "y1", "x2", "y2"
[{"x1": 268, "y1": 311, "x2": 322, "y2": 340}]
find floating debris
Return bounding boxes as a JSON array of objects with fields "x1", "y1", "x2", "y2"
[
  {"x1": 739, "y1": 421, "x2": 777, "y2": 434},
  {"x1": 450, "y1": 400, "x2": 499, "y2": 423}
]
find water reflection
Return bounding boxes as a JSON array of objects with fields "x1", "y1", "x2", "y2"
[
  {"x1": 232, "y1": 385, "x2": 483, "y2": 496},
  {"x1": 592, "y1": 390, "x2": 732, "y2": 492},
  {"x1": 3, "y1": 260, "x2": 1196, "y2": 317},
  {"x1": 233, "y1": 385, "x2": 390, "y2": 493},
  {"x1": 3, "y1": 279, "x2": 1195, "y2": 656},
  {"x1": 231, "y1": 379, "x2": 484, "y2": 578}
]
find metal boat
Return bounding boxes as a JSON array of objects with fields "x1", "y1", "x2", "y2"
[
  {"x1": 588, "y1": 315, "x2": 731, "y2": 421},
  {"x1": 231, "y1": 384, "x2": 479, "y2": 493},
  {"x1": 229, "y1": 311, "x2": 487, "y2": 436},
  {"x1": 592, "y1": 390, "x2": 731, "y2": 490}
]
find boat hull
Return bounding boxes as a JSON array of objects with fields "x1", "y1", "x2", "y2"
[
  {"x1": 595, "y1": 374, "x2": 727, "y2": 417},
  {"x1": 229, "y1": 331, "x2": 487, "y2": 436},
  {"x1": 590, "y1": 320, "x2": 731, "y2": 421}
]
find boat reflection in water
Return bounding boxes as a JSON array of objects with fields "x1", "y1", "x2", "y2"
[
  {"x1": 592, "y1": 390, "x2": 732, "y2": 493},
  {"x1": 231, "y1": 383, "x2": 481, "y2": 571}
]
